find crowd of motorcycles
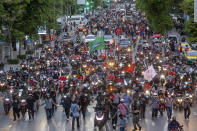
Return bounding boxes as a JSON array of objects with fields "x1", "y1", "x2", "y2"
[{"x1": 0, "y1": 6, "x2": 197, "y2": 131}]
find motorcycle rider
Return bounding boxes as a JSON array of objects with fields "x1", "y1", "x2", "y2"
[
  {"x1": 183, "y1": 94, "x2": 192, "y2": 119},
  {"x1": 26, "y1": 93, "x2": 35, "y2": 120},
  {"x1": 12, "y1": 95, "x2": 20, "y2": 121},
  {"x1": 168, "y1": 116, "x2": 182, "y2": 131},
  {"x1": 61, "y1": 94, "x2": 72, "y2": 120},
  {"x1": 96, "y1": 91, "x2": 104, "y2": 106},
  {"x1": 132, "y1": 100, "x2": 141, "y2": 131}
]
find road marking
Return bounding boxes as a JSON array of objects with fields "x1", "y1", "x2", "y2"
[{"x1": 151, "y1": 122, "x2": 155, "y2": 126}]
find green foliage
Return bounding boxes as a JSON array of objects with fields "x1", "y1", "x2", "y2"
[
  {"x1": 136, "y1": 0, "x2": 183, "y2": 34},
  {"x1": 26, "y1": 50, "x2": 35, "y2": 54},
  {"x1": 17, "y1": 55, "x2": 26, "y2": 60},
  {"x1": 182, "y1": 0, "x2": 197, "y2": 43},
  {"x1": 7, "y1": 59, "x2": 20, "y2": 64}
]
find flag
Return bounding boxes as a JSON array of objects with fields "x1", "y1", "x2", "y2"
[
  {"x1": 143, "y1": 65, "x2": 157, "y2": 82},
  {"x1": 122, "y1": 63, "x2": 135, "y2": 73},
  {"x1": 89, "y1": 36, "x2": 105, "y2": 52}
]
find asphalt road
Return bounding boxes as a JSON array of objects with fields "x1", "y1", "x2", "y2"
[{"x1": 0, "y1": 98, "x2": 197, "y2": 131}]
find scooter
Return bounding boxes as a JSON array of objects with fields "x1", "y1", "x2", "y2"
[
  {"x1": 3, "y1": 98, "x2": 11, "y2": 115},
  {"x1": 20, "y1": 99, "x2": 27, "y2": 118},
  {"x1": 94, "y1": 107, "x2": 107, "y2": 130}
]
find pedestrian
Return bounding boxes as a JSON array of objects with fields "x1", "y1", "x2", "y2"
[
  {"x1": 132, "y1": 100, "x2": 141, "y2": 131},
  {"x1": 12, "y1": 96, "x2": 20, "y2": 121},
  {"x1": 45, "y1": 94, "x2": 56, "y2": 120},
  {"x1": 80, "y1": 93, "x2": 89, "y2": 120},
  {"x1": 26, "y1": 94, "x2": 35, "y2": 120},
  {"x1": 61, "y1": 94, "x2": 72, "y2": 120},
  {"x1": 117, "y1": 99, "x2": 129, "y2": 117},
  {"x1": 71, "y1": 100, "x2": 80, "y2": 130},
  {"x1": 139, "y1": 94, "x2": 146, "y2": 119},
  {"x1": 119, "y1": 115, "x2": 127, "y2": 131},
  {"x1": 111, "y1": 103, "x2": 118, "y2": 129},
  {"x1": 183, "y1": 94, "x2": 192, "y2": 119},
  {"x1": 165, "y1": 95, "x2": 173, "y2": 120},
  {"x1": 151, "y1": 93, "x2": 159, "y2": 119}
]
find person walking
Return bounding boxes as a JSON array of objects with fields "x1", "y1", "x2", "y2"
[
  {"x1": 12, "y1": 96, "x2": 20, "y2": 121},
  {"x1": 71, "y1": 100, "x2": 80, "y2": 130},
  {"x1": 132, "y1": 100, "x2": 141, "y2": 131},
  {"x1": 45, "y1": 94, "x2": 56, "y2": 120},
  {"x1": 165, "y1": 95, "x2": 173, "y2": 120},
  {"x1": 183, "y1": 94, "x2": 192, "y2": 119},
  {"x1": 26, "y1": 94, "x2": 35, "y2": 120},
  {"x1": 61, "y1": 94, "x2": 72, "y2": 120},
  {"x1": 119, "y1": 114, "x2": 127, "y2": 131}
]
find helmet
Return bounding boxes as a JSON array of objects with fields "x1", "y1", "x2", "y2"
[
  {"x1": 120, "y1": 99, "x2": 125, "y2": 102},
  {"x1": 172, "y1": 116, "x2": 176, "y2": 121},
  {"x1": 185, "y1": 93, "x2": 189, "y2": 98},
  {"x1": 153, "y1": 93, "x2": 158, "y2": 96}
]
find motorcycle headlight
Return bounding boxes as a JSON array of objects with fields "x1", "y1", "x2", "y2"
[
  {"x1": 5, "y1": 98, "x2": 9, "y2": 101},
  {"x1": 145, "y1": 90, "x2": 150, "y2": 95}
]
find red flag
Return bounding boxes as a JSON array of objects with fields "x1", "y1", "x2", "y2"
[
  {"x1": 143, "y1": 83, "x2": 151, "y2": 90},
  {"x1": 169, "y1": 71, "x2": 175, "y2": 76},
  {"x1": 59, "y1": 76, "x2": 67, "y2": 81},
  {"x1": 123, "y1": 63, "x2": 135, "y2": 73},
  {"x1": 77, "y1": 75, "x2": 83, "y2": 80},
  {"x1": 108, "y1": 75, "x2": 115, "y2": 80}
]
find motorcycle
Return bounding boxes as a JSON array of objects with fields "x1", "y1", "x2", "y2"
[
  {"x1": 174, "y1": 97, "x2": 183, "y2": 111},
  {"x1": 170, "y1": 125, "x2": 184, "y2": 131},
  {"x1": 159, "y1": 98, "x2": 165, "y2": 116},
  {"x1": 41, "y1": 88, "x2": 47, "y2": 99},
  {"x1": 94, "y1": 106, "x2": 106, "y2": 130},
  {"x1": 3, "y1": 98, "x2": 11, "y2": 115},
  {"x1": 20, "y1": 99, "x2": 27, "y2": 118}
]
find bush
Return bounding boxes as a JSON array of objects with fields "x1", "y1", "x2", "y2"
[
  {"x1": 17, "y1": 55, "x2": 26, "y2": 60},
  {"x1": 26, "y1": 50, "x2": 34, "y2": 54},
  {"x1": 7, "y1": 59, "x2": 20, "y2": 64}
]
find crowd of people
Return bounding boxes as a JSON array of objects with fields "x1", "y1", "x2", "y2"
[{"x1": 0, "y1": 3, "x2": 196, "y2": 131}]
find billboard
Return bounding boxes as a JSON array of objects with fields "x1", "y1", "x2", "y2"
[
  {"x1": 77, "y1": 0, "x2": 85, "y2": 5},
  {"x1": 38, "y1": 25, "x2": 47, "y2": 34},
  {"x1": 195, "y1": 0, "x2": 197, "y2": 22}
]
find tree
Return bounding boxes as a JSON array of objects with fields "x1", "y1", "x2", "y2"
[
  {"x1": 0, "y1": 0, "x2": 29, "y2": 59},
  {"x1": 136, "y1": 0, "x2": 183, "y2": 35},
  {"x1": 182, "y1": 0, "x2": 197, "y2": 43}
]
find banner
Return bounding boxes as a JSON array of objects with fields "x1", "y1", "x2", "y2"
[
  {"x1": 143, "y1": 65, "x2": 157, "y2": 82},
  {"x1": 38, "y1": 25, "x2": 47, "y2": 34},
  {"x1": 77, "y1": 0, "x2": 85, "y2": 5},
  {"x1": 89, "y1": 36, "x2": 105, "y2": 52}
]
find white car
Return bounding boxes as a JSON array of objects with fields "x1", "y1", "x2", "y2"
[
  {"x1": 85, "y1": 35, "x2": 95, "y2": 43},
  {"x1": 104, "y1": 35, "x2": 114, "y2": 44}
]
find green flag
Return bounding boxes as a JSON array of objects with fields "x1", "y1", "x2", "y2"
[{"x1": 88, "y1": 36, "x2": 105, "y2": 52}]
